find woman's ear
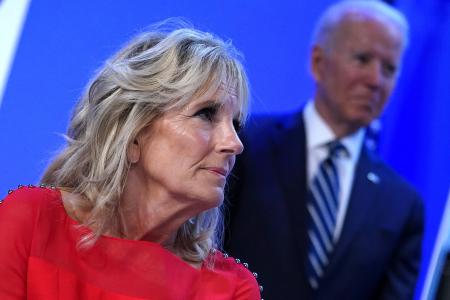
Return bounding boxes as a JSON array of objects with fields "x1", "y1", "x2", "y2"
[{"x1": 127, "y1": 139, "x2": 140, "y2": 164}]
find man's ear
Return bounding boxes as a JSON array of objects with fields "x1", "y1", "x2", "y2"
[
  {"x1": 310, "y1": 45, "x2": 326, "y2": 82},
  {"x1": 127, "y1": 138, "x2": 140, "y2": 164}
]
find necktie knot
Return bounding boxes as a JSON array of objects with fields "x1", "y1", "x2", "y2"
[{"x1": 327, "y1": 140, "x2": 346, "y2": 159}]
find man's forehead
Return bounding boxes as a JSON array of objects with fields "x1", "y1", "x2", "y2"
[
  {"x1": 340, "y1": 13, "x2": 403, "y2": 38},
  {"x1": 336, "y1": 14, "x2": 404, "y2": 48}
]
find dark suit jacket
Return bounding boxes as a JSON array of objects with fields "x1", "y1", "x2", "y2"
[{"x1": 224, "y1": 111, "x2": 424, "y2": 300}]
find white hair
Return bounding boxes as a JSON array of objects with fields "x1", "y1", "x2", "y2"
[{"x1": 312, "y1": 0, "x2": 409, "y2": 50}]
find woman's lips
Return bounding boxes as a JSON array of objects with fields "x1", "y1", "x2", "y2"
[{"x1": 205, "y1": 167, "x2": 228, "y2": 177}]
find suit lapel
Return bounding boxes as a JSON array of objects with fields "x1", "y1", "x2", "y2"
[
  {"x1": 271, "y1": 112, "x2": 310, "y2": 271},
  {"x1": 326, "y1": 146, "x2": 381, "y2": 271},
  {"x1": 268, "y1": 111, "x2": 383, "y2": 288}
]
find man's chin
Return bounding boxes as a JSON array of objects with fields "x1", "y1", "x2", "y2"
[
  {"x1": 348, "y1": 115, "x2": 373, "y2": 130},
  {"x1": 348, "y1": 108, "x2": 377, "y2": 127}
]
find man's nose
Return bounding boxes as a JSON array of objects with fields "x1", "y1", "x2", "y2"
[{"x1": 366, "y1": 61, "x2": 383, "y2": 89}]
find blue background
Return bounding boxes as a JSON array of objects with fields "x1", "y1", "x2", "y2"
[{"x1": 0, "y1": 0, "x2": 449, "y2": 298}]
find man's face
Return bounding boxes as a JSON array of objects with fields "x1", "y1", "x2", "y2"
[{"x1": 311, "y1": 14, "x2": 404, "y2": 136}]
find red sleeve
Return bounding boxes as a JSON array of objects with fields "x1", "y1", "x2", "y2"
[
  {"x1": 0, "y1": 187, "x2": 40, "y2": 299},
  {"x1": 233, "y1": 263, "x2": 261, "y2": 300}
]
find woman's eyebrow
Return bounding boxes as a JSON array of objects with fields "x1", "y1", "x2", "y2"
[{"x1": 192, "y1": 99, "x2": 222, "y2": 110}]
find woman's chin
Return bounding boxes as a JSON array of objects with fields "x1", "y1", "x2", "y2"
[{"x1": 199, "y1": 191, "x2": 224, "y2": 210}]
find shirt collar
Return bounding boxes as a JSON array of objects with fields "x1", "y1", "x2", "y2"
[{"x1": 304, "y1": 100, "x2": 365, "y2": 159}]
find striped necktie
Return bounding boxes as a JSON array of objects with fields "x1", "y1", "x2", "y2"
[{"x1": 306, "y1": 141, "x2": 346, "y2": 289}]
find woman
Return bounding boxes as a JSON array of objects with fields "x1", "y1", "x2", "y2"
[{"x1": 0, "y1": 23, "x2": 262, "y2": 299}]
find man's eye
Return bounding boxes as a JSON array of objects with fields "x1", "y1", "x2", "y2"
[
  {"x1": 194, "y1": 107, "x2": 217, "y2": 122},
  {"x1": 383, "y1": 63, "x2": 397, "y2": 77},
  {"x1": 354, "y1": 53, "x2": 370, "y2": 64}
]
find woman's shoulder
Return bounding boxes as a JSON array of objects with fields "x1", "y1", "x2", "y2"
[
  {"x1": 1, "y1": 184, "x2": 60, "y2": 204},
  {"x1": 0, "y1": 184, "x2": 61, "y2": 223},
  {"x1": 0, "y1": 185, "x2": 62, "y2": 298},
  {"x1": 211, "y1": 250, "x2": 263, "y2": 299}
]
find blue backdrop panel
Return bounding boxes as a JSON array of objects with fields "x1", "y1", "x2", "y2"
[
  {"x1": 380, "y1": 1, "x2": 450, "y2": 297},
  {"x1": 0, "y1": 1, "x2": 448, "y2": 299}
]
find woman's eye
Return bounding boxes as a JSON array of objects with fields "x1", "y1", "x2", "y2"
[
  {"x1": 194, "y1": 107, "x2": 217, "y2": 122},
  {"x1": 233, "y1": 119, "x2": 243, "y2": 133}
]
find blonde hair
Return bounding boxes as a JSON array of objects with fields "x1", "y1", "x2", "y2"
[{"x1": 41, "y1": 21, "x2": 249, "y2": 263}]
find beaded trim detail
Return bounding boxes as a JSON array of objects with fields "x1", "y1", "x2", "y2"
[
  {"x1": 1, "y1": 184, "x2": 56, "y2": 204},
  {"x1": 220, "y1": 250, "x2": 264, "y2": 300}
]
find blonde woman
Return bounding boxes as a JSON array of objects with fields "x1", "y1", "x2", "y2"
[{"x1": 0, "y1": 22, "x2": 261, "y2": 299}]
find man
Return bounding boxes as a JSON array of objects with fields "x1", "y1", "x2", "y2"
[{"x1": 225, "y1": 1, "x2": 424, "y2": 299}]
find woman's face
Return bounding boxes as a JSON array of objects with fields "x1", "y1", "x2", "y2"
[{"x1": 130, "y1": 85, "x2": 244, "y2": 212}]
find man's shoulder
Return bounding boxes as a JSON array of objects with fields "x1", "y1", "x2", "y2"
[
  {"x1": 241, "y1": 110, "x2": 303, "y2": 143},
  {"x1": 362, "y1": 148, "x2": 422, "y2": 203},
  {"x1": 245, "y1": 110, "x2": 301, "y2": 130}
]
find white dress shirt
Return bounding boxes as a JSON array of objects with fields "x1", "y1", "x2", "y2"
[{"x1": 303, "y1": 100, "x2": 365, "y2": 242}]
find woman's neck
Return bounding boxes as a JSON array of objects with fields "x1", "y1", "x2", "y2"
[{"x1": 118, "y1": 171, "x2": 197, "y2": 245}]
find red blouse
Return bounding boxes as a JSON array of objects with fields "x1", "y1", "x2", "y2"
[{"x1": 0, "y1": 186, "x2": 261, "y2": 300}]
